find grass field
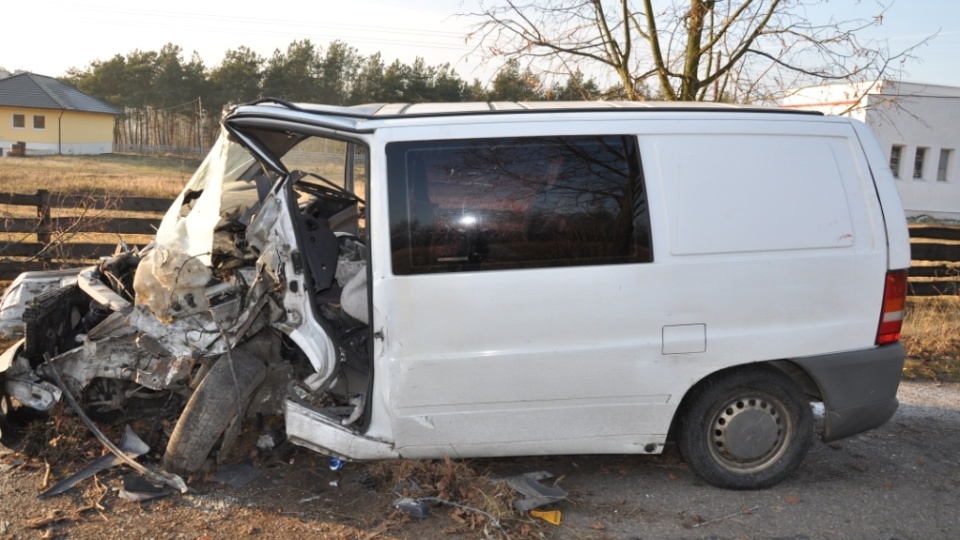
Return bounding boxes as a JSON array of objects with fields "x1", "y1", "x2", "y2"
[
  {"x1": 0, "y1": 154, "x2": 196, "y2": 251},
  {"x1": 902, "y1": 296, "x2": 960, "y2": 381},
  {"x1": 1, "y1": 153, "x2": 958, "y2": 381},
  {"x1": 0, "y1": 153, "x2": 197, "y2": 198}
]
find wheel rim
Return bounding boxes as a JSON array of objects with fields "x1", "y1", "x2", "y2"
[{"x1": 707, "y1": 394, "x2": 792, "y2": 473}]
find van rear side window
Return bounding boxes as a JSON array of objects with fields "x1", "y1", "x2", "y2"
[{"x1": 387, "y1": 136, "x2": 652, "y2": 274}]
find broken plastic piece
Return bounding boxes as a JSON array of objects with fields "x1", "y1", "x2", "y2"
[
  {"x1": 530, "y1": 509, "x2": 562, "y2": 525},
  {"x1": 328, "y1": 456, "x2": 344, "y2": 470},
  {"x1": 500, "y1": 471, "x2": 568, "y2": 511},
  {"x1": 118, "y1": 474, "x2": 168, "y2": 502},
  {"x1": 393, "y1": 497, "x2": 431, "y2": 519},
  {"x1": 39, "y1": 425, "x2": 150, "y2": 499}
]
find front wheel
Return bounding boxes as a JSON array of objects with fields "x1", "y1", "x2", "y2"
[
  {"x1": 677, "y1": 365, "x2": 812, "y2": 490},
  {"x1": 162, "y1": 350, "x2": 266, "y2": 476}
]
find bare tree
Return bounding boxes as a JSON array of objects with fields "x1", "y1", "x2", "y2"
[{"x1": 466, "y1": 0, "x2": 932, "y2": 103}]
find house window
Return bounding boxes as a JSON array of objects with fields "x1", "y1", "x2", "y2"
[
  {"x1": 938, "y1": 149, "x2": 953, "y2": 182},
  {"x1": 914, "y1": 147, "x2": 928, "y2": 179},
  {"x1": 12, "y1": 114, "x2": 24, "y2": 128},
  {"x1": 890, "y1": 145, "x2": 904, "y2": 178},
  {"x1": 33, "y1": 115, "x2": 45, "y2": 130}
]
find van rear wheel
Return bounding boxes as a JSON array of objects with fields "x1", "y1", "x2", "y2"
[{"x1": 677, "y1": 365, "x2": 812, "y2": 489}]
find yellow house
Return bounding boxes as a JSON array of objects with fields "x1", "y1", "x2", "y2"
[{"x1": 0, "y1": 72, "x2": 120, "y2": 156}]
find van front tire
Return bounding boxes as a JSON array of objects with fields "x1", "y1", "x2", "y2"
[
  {"x1": 162, "y1": 351, "x2": 266, "y2": 476},
  {"x1": 678, "y1": 366, "x2": 812, "y2": 490}
]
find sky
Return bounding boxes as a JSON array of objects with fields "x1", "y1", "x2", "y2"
[{"x1": 3, "y1": 0, "x2": 958, "y2": 89}]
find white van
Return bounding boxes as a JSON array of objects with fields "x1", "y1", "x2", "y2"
[{"x1": 0, "y1": 101, "x2": 910, "y2": 490}]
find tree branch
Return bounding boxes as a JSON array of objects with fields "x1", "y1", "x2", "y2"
[{"x1": 642, "y1": 0, "x2": 677, "y2": 99}]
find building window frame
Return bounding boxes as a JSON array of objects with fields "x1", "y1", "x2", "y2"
[
  {"x1": 890, "y1": 145, "x2": 904, "y2": 179},
  {"x1": 12, "y1": 114, "x2": 25, "y2": 129},
  {"x1": 914, "y1": 147, "x2": 928, "y2": 180},
  {"x1": 33, "y1": 115, "x2": 45, "y2": 130},
  {"x1": 938, "y1": 149, "x2": 953, "y2": 182}
]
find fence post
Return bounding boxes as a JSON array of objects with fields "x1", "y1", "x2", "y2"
[{"x1": 36, "y1": 189, "x2": 51, "y2": 265}]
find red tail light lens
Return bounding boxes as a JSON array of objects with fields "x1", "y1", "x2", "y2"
[{"x1": 876, "y1": 270, "x2": 908, "y2": 345}]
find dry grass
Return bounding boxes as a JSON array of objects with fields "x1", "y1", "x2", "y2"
[
  {"x1": 0, "y1": 154, "x2": 193, "y2": 264},
  {"x1": 901, "y1": 296, "x2": 960, "y2": 381},
  {"x1": 0, "y1": 154, "x2": 197, "y2": 198},
  {"x1": 367, "y1": 458, "x2": 543, "y2": 538}
]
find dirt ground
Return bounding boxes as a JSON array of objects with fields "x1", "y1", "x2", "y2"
[{"x1": 1, "y1": 381, "x2": 958, "y2": 540}]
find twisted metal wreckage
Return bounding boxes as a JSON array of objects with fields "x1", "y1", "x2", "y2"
[{"x1": 1, "y1": 105, "x2": 372, "y2": 490}]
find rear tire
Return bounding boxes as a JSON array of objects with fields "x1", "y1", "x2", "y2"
[
  {"x1": 677, "y1": 365, "x2": 812, "y2": 489},
  {"x1": 162, "y1": 350, "x2": 266, "y2": 476}
]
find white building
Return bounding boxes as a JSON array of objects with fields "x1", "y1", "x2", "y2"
[{"x1": 782, "y1": 81, "x2": 960, "y2": 220}]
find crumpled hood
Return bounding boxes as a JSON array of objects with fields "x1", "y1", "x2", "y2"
[
  {"x1": 152, "y1": 132, "x2": 258, "y2": 266},
  {"x1": 133, "y1": 129, "x2": 262, "y2": 322}
]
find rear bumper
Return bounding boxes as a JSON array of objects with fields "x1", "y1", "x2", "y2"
[{"x1": 793, "y1": 343, "x2": 904, "y2": 441}]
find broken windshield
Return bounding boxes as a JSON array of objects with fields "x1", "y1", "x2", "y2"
[
  {"x1": 181, "y1": 133, "x2": 258, "y2": 195},
  {"x1": 153, "y1": 131, "x2": 263, "y2": 264},
  {"x1": 152, "y1": 125, "x2": 368, "y2": 269}
]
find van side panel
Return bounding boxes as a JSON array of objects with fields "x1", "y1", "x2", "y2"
[
  {"x1": 641, "y1": 122, "x2": 888, "y2": 364},
  {"x1": 660, "y1": 136, "x2": 855, "y2": 255},
  {"x1": 371, "y1": 117, "x2": 891, "y2": 459},
  {"x1": 379, "y1": 267, "x2": 676, "y2": 458}
]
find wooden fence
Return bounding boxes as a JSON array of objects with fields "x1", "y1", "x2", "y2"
[
  {"x1": 0, "y1": 190, "x2": 168, "y2": 280},
  {"x1": 2, "y1": 190, "x2": 960, "y2": 296},
  {"x1": 907, "y1": 226, "x2": 960, "y2": 296}
]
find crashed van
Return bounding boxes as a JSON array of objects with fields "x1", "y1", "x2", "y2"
[{"x1": 0, "y1": 101, "x2": 910, "y2": 489}]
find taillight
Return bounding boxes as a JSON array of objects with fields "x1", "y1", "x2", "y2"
[{"x1": 876, "y1": 270, "x2": 908, "y2": 345}]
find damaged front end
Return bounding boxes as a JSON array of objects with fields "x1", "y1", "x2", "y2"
[{"x1": 1, "y1": 116, "x2": 377, "y2": 478}]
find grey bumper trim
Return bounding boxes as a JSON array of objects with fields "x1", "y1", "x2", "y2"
[{"x1": 793, "y1": 343, "x2": 904, "y2": 441}]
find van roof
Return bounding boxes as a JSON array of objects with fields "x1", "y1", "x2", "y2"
[
  {"x1": 226, "y1": 99, "x2": 825, "y2": 134},
  {"x1": 243, "y1": 99, "x2": 823, "y2": 118}
]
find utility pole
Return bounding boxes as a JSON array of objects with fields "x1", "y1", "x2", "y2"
[{"x1": 198, "y1": 96, "x2": 204, "y2": 156}]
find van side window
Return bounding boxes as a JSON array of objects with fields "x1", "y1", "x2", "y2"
[{"x1": 387, "y1": 135, "x2": 652, "y2": 275}]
